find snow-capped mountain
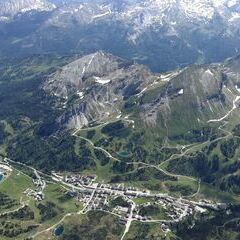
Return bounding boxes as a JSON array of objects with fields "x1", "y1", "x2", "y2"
[
  {"x1": 0, "y1": 0, "x2": 55, "y2": 21},
  {"x1": 107, "y1": 0, "x2": 240, "y2": 42},
  {"x1": 0, "y1": 0, "x2": 239, "y2": 71}
]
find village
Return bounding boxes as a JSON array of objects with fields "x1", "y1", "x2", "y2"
[
  {"x1": 51, "y1": 172, "x2": 228, "y2": 234},
  {"x1": 0, "y1": 158, "x2": 230, "y2": 237},
  {"x1": 23, "y1": 169, "x2": 46, "y2": 201},
  {"x1": 0, "y1": 158, "x2": 227, "y2": 232}
]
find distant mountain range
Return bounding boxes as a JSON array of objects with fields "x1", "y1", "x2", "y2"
[
  {"x1": 0, "y1": 0, "x2": 239, "y2": 71},
  {"x1": 0, "y1": 0, "x2": 55, "y2": 20}
]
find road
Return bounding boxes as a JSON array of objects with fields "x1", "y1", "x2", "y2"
[
  {"x1": 73, "y1": 128, "x2": 200, "y2": 183},
  {"x1": 0, "y1": 197, "x2": 28, "y2": 217},
  {"x1": 208, "y1": 95, "x2": 240, "y2": 123},
  {"x1": 73, "y1": 112, "x2": 231, "y2": 203},
  {"x1": 4, "y1": 158, "x2": 46, "y2": 192},
  {"x1": 3, "y1": 113, "x2": 231, "y2": 239},
  {"x1": 72, "y1": 124, "x2": 204, "y2": 201},
  {"x1": 74, "y1": 135, "x2": 121, "y2": 163},
  {"x1": 128, "y1": 161, "x2": 197, "y2": 182},
  {"x1": 120, "y1": 200, "x2": 136, "y2": 240}
]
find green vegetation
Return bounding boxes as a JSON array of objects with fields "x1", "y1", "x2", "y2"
[
  {"x1": 0, "y1": 193, "x2": 18, "y2": 213},
  {"x1": 220, "y1": 138, "x2": 240, "y2": 158},
  {"x1": 101, "y1": 121, "x2": 131, "y2": 138},
  {"x1": 0, "y1": 123, "x2": 10, "y2": 145},
  {"x1": 165, "y1": 133, "x2": 240, "y2": 195},
  {"x1": 75, "y1": 115, "x2": 240, "y2": 198},
  {"x1": 110, "y1": 167, "x2": 176, "y2": 192},
  {"x1": 5, "y1": 206, "x2": 35, "y2": 221},
  {"x1": 0, "y1": 169, "x2": 34, "y2": 201},
  {"x1": 60, "y1": 211, "x2": 124, "y2": 240},
  {"x1": 0, "y1": 168, "x2": 81, "y2": 239},
  {"x1": 175, "y1": 205, "x2": 240, "y2": 240},
  {"x1": 109, "y1": 196, "x2": 130, "y2": 208},
  {"x1": 138, "y1": 204, "x2": 170, "y2": 220},
  {"x1": 8, "y1": 133, "x2": 92, "y2": 173},
  {"x1": 0, "y1": 221, "x2": 38, "y2": 239},
  {"x1": 37, "y1": 202, "x2": 60, "y2": 223},
  {"x1": 125, "y1": 221, "x2": 174, "y2": 240},
  {"x1": 1, "y1": 54, "x2": 240, "y2": 240},
  {"x1": 164, "y1": 180, "x2": 198, "y2": 197}
]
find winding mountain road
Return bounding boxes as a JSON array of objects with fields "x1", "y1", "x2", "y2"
[{"x1": 208, "y1": 95, "x2": 240, "y2": 123}]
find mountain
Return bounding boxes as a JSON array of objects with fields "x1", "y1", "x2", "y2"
[
  {"x1": 0, "y1": 0, "x2": 239, "y2": 71},
  {"x1": 41, "y1": 51, "x2": 240, "y2": 138},
  {"x1": 0, "y1": 52, "x2": 239, "y2": 194},
  {"x1": 43, "y1": 51, "x2": 156, "y2": 129},
  {"x1": 1, "y1": 1, "x2": 240, "y2": 240},
  {"x1": 0, "y1": 0, "x2": 55, "y2": 21},
  {"x1": 1, "y1": 52, "x2": 240, "y2": 239},
  {"x1": 38, "y1": 53, "x2": 240, "y2": 196}
]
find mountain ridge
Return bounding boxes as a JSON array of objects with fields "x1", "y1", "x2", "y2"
[
  {"x1": 43, "y1": 51, "x2": 156, "y2": 129},
  {"x1": 40, "y1": 51, "x2": 240, "y2": 137},
  {"x1": 0, "y1": 0, "x2": 55, "y2": 21},
  {"x1": 0, "y1": 0, "x2": 239, "y2": 71}
]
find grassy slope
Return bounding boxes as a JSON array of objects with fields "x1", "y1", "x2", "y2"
[{"x1": 0, "y1": 168, "x2": 81, "y2": 240}]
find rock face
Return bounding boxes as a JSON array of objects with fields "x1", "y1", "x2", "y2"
[
  {"x1": 43, "y1": 51, "x2": 156, "y2": 129},
  {"x1": 0, "y1": 0, "x2": 55, "y2": 20},
  {"x1": 115, "y1": 0, "x2": 240, "y2": 41},
  {"x1": 39, "y1": 0, "x2": 240, "y2": 41},
  {"x1": 43, "y1": 51, "x2": 240, "y2": 134},
  {"x1": 139, "y1": 55, "x2": 240, "y2": 136}
]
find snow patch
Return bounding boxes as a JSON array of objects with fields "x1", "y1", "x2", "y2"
[
  {"x1": 160, "y1": 71, "x2": 181, "y2": 82},
  {"x1": 205, "y1": 69, "x2": 214, "y2": 76},
  {"x1": 228, "y1": 0, "x2": 238, "y2": 8},
  {"x1": 0, "y1": 16, "x2": 9, "y2": 22},
  {"x1": 94, "y1": 77, "x2": 111, "y2": 85},
  {"x1": 136, "y1": 87, "x2": 147, "y2": 96},
  {"x1": 229, "y1": 13, "x2": 240, "y2": 22},
  {"x1": 235, "y1": 85, "x2": 240, "y2": 93},
  {"x1": 74, "y1": 5, "x2": 83, "y2": 12},
  {"x1": 178, "y1": 89, "x2": 184, "y2": 95},
  {"x1": 92, "y1": 12, "x2": 111, "y2": 20},
  {"x1": 77, "y1": 91, "x2": 84, "y2": 99}
]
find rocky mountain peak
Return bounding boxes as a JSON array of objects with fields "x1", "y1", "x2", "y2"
[
  {"x1": 0, "y1": 0, "x2": 55, "y2": 21},
  {"x1": 44, "y1": 51, "x2": 140, "y2": 99},
  {"x1": 43, "y1": 51, "x2": 155, "y2": 129}
]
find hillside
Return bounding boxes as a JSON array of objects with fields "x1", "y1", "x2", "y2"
[
  {"x1": 0, "y1": 53, "x2": 238, "y2": 194},
  {"x1": 1, "y1": 1, "x2": 240, "y2": 239},
  {"x1": 0, "y1": 53, "x2": 240, "y2": 239}
]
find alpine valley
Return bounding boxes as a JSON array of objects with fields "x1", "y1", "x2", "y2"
[{"x1": 0, "y1": 1, "x2": 240, "y2": 240}]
